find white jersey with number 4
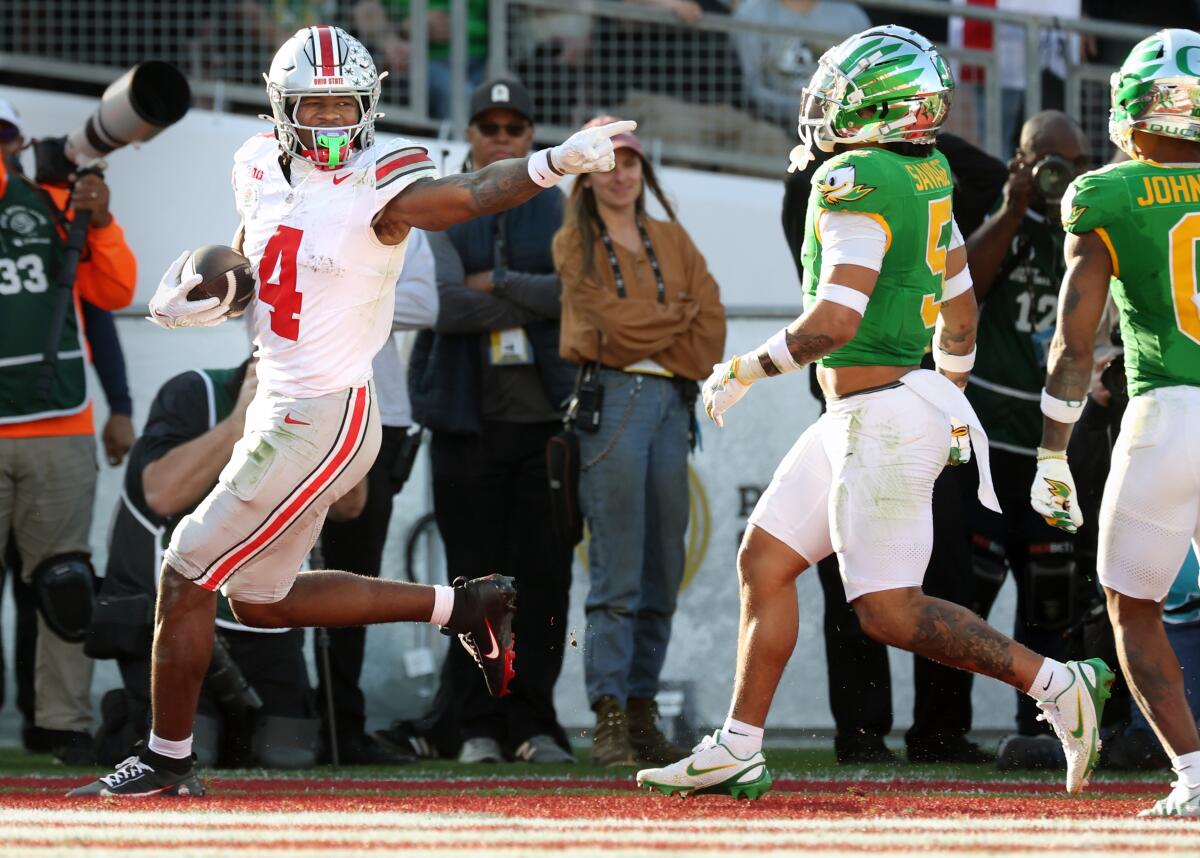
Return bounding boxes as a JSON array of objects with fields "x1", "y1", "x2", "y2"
[{"x1": 231, "y1": 133, "x2": 439, "y2": 398}]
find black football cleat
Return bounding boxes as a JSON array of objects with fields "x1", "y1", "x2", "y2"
[
  {"x1": 445, "y1": 574, "x2": 517, "y2": 698},
  {"x1": 67, "y1": 754, "x2": 205, "y2": 797}
]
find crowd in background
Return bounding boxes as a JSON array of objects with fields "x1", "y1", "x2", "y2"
[{"x1": 2, "y1": 5, "x2": 1200, "y2": 776}]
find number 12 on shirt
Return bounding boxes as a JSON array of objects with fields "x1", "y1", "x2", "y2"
[{"x1": 259, "y1": 225, "x2": 304, "y2": 341}]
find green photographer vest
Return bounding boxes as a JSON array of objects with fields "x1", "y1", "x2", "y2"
[{"x1": 0, "y1": 172, "x2": 87, "y2": 424}]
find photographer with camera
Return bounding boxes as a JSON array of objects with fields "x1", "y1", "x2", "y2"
[
  {"x1": 0, "y1": 97, "x2": 137, "y2": 765},
  {"x1": 963, "y1": 110, "x2": 1092, "y2": 768}
]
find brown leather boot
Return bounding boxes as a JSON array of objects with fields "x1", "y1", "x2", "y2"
[
  {"x1": 627, "y1": 697, "x2": 690, "y2": 765},
  {"x1": 590, "y1": 695, "x2": 636, "y2": 767}
]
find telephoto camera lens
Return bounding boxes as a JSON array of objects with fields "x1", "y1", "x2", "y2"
[{"x1": 1032, "y1": 155, "x2": 1074, "y2": 205}]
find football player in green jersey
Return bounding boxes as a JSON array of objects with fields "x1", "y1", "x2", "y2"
[
  {"x1": 637, "y1": 25, "x2": 1113, "y2": 802},
  {"x1": 1034, "y1": 28, "x2": 1200, "y2": 817}
]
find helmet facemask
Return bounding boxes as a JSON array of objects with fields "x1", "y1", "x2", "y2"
[
  {"x1": 789, "y1": 31, "x2": 953, "y2": 173},
  {"x1": 262, "y1": 27, "x2": 386, "y2": 170}
]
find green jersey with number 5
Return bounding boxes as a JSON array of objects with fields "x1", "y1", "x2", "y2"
[
  {"x1": 801, "y1": 146, "x2": 955, "y2": 368},
  {"x1": 1061, "y1": 160, "x2": 1200, "y2": 396}
]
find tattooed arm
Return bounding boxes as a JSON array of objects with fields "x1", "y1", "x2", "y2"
[
  {"x1": 934, "y1": 246, "x2": 977, "y2": 391},
  {"x1": 737, "y1": 262, "x2": 874, "y2": 382},
  {"x1": 1039, "y1": 230, "x2": 1112, "y2": 451},
  {"x1": 375, "y1": 158, "x2": 543, "y2": 240}
]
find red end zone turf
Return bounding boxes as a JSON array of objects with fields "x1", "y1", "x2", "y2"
[{"x1": 1, "y1": 773, "x2": 1199, "y2": 856}]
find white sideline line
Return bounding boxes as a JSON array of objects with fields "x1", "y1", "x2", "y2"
[
  {"x1": 1, "y1": 809, "x2": 1196, "y2": 833},
  {"x1": 1, "y1": 823, "x2": 1198, "y2": 849},
  {"x1": 0, "y1": 850, "x2": 1194, "y2": 858}
]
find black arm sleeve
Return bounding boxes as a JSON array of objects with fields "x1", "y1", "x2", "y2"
[{"x1": 81, "y1": 300, "x2": 132, "y2": 416}]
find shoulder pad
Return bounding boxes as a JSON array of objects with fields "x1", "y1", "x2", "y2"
[{"x1": 1061, "y1": 163, "x2": 1126, "y2": 234}]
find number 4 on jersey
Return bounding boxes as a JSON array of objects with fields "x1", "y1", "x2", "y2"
[{"x1": 259, "y1": 225, "x2": 303, "y2": 340}]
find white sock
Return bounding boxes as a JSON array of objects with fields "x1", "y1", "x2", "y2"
[
  {"x1": 721, "y1": 717, "x2": 764, "y2": 757},
  {"x1": 148, "y1": 731, "x2": 192, "y2": 760},
  {"x1": 1172, "y1": 751, "x2": 1200, "y2": 787},
  {"x1": 1028, "y1": 658, "x2": 1074, "y2": 701},
  {"x1": 429, "y1": 584, "x2": 455, "y2": 627}
]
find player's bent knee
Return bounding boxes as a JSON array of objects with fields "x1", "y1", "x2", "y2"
[
  {"x1": 229, "y1": 599, "x2": 288, "y2": 629},
  {"x1": 851, "y1": 590, "x2": 915, "y2": 647},
  {"x1": 737, "y1": 526, "x2": 808, "y2": 591}
]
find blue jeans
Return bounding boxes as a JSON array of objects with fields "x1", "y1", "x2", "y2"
[{"x1": 578, "y1": 370, "x2": 691, "y2": 705}]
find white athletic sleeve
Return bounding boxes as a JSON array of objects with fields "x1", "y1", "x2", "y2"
[
  {"x1": 374, "y1": 138, "x2": 440, "y2": 213},
  {"x1": 949, "y1": 216, "x2": 964, "y2": 251},
  {"x1": 818, "y1": 211, "x2": 888, "y2": 273}
]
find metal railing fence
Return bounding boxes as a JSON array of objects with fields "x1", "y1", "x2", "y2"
[{"x1": 1, "y1": 0, "x2": 1161, "y2": 174}]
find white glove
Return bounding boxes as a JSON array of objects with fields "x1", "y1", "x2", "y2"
[
  {"x1": 147, "y1": 251, "x2": 229, "y2": 330},
  {"x1": 527, "y1": 120, "x2": 638, "y2": 187},
  {"x1": 1030, "y1": 454, "x2": 1085, "y2": 533},
  {"x1": 702, "y1": 356, "x2": 752, "y2": 428},
  {"x1": 947, "y1": 418, "x2": 972, "y2": 466}
]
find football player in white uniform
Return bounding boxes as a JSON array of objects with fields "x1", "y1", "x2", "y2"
[{"x1": 71, "y1": 25, "x2": 632, "y2": 797}]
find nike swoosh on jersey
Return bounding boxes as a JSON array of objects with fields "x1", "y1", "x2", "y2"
[
  {"x1": 332, "y1": 173, "x2": 352, "y2": 185},
  {"x1": 283, "y1": 413, "x2": 310, "y2": 426}
]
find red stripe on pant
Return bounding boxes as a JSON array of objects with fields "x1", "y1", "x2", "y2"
[
  {"x1": 201, "y1": 386, "x2": 368, "y2": 592},
  {"x1": 317, "y1": 26, "x2": 335, "y2": 77}
]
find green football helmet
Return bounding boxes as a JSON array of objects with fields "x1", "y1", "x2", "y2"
[
  {"x1": 1109, "y1": 28, "x2": 1200, "y2": 156},
  {"x1": 789, "y1": 25, "x2": 954, "y2": 173}
]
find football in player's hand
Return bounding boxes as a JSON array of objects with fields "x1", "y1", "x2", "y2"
[{"x1": 184, "y1": 245, "x2": 256, "y2": 317}]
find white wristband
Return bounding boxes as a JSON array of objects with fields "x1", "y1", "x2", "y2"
[
  {"x1": 1040, "y1": 388, "x2": 1085, "y2": 424},
  {"x1": 935, "y1": 345, "x2": 976, "y2": 373},
  {"x1": 527, "y1": 148, "x2": 565, "y2": 188},
  {"x1": 815, "y1": 282, "x2": 869, "y2": 316},
  {"x1": 941, "y1": 265, "x2": 974, "y2": 301},
  {"x1": 766, "y1": 327, "x2": 803, "y2": 374}
]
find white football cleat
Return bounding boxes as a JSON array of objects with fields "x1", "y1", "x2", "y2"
[
  {"x1": 1034, "y1": 658, "x2": 1115, "y2": 794},
  {"x1": 1139, "y1": 778, "x2": 1200, "y2": 818},
  {"x1": 636, "y1": 731, "x2": 771, "y2": 800}
]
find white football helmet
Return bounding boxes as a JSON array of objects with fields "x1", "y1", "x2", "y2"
[{"x1": 263, "y1": 26, "x2": 384, "y2": 169}]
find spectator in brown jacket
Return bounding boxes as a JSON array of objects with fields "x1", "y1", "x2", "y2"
[{"x1": 553, "y1": 117, "x2": 726, "y2": 768}]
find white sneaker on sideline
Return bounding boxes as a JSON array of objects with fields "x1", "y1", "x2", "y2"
[{"x1": 458, "y1": 736, "x2": 504, "y2": 764}]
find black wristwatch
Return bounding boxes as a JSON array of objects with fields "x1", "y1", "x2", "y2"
[{"x1": 491, "y1": 266, "x2": 509, "y2": 297}]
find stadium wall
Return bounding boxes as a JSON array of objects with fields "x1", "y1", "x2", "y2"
[{"x1": 0, "y1": 85, "x2": 1017, "y2": 737}]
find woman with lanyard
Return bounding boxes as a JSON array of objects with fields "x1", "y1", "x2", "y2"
[{"x1": 553, "y1": 117, "x2": 726, "y2": 768}]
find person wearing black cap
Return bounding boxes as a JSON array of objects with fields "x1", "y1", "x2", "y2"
[{"x1": 399, "y1": 77, "x2": 577, "y2": 764}]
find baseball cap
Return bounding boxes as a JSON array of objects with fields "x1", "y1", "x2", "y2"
[
  {"x1": 469, "y1": 78, "x2": 535, "y2": 125},
  {"x1": 0, "y1": 99, "x2": 21, "y2": 137},
  {"x1": 582, "y1": 114, "x2": 642, "y2": 155}
]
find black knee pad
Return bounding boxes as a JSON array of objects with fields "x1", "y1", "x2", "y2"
[{"x1": 32, "y1": 552, "x2": 96, "y2": 643}]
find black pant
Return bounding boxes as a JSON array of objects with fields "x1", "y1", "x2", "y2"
[
  {"x1": 0, "y1": 540, "x2": 37, "y2": 724},
  {"x1": 110, "y1": 628, "x2": 312, "y2": 766},
  {"x1": 970, "y1": 448, "x2": 1076, "y2": 734},
  {"x1": 426, "y1": 421, "x2": 572, "y2": 752},
  {"x1": 315, "y1": 425, "x2": 413, "y2": 739},
  {"x1": 820, "y1": 467, "x2": 978, "y2": 745}
]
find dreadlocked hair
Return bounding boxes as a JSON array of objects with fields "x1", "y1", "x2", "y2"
[{"x1": 556, "y1": 153, "x2": 677, "y2": 287}]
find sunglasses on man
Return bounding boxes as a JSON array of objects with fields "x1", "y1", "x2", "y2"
[{"x1": 474, "y1": 120, "x2": 530, "y2": 138}]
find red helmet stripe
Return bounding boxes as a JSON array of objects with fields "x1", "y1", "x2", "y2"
[{"x1": 317, "y1": 26, "x2": 335, "y2": 77}]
